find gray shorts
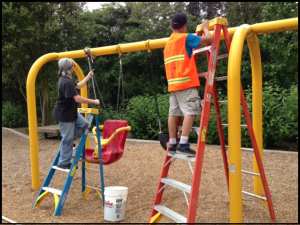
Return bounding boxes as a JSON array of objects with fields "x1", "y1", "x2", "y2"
[{"x1": 169, "y1": 88, "x2": 201, "y2": 117}]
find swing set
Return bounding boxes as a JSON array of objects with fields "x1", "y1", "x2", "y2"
[
  {"x1": 82, "y1": 47, "x2": 131, "y2": 165},
  {"x1": 83, "y1": 47, "x2": 168, "y2": 165}
]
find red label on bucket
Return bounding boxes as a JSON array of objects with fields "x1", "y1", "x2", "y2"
[{"x1": 105, "y1": 200, "x2": 113, "y2": 207}]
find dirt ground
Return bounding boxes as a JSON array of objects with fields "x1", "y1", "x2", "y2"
[{"x1": 2, "y1": 127, "x2": 298, "y2": 223}]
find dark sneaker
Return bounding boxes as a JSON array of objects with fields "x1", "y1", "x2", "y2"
[
  {"x1": 176, "y1": 143, "x2": 196, "y2": 156},
  {"x1": 57, "y1": 162, "x2": 78, "y2": 170},
  {"x1": 73, "y1": 143, "x2": 76, "y2": 150},
  {"x1": 168, "y1": 143, "x2": 178, "y2": 153}
]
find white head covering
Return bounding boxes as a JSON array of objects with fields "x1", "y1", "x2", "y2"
[{"x1": 58, "y1": 58, "x2": 73, "y2": 76}]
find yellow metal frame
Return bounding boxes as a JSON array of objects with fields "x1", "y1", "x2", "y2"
[
  {"x1": 26, "y1": 16, "x2": 298, "y2": 223},
  {"x1": 228, "y1": 18, "x2": 297, "y2": 222}
]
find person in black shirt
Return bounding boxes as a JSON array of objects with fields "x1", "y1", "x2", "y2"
[{"x1": 54, "y1": 58, "x2": 100, "y2": 169}]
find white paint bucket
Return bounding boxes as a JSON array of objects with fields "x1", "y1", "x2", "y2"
[{"x1": 104, "y1": 186, "x2": 128, "y2": 222}]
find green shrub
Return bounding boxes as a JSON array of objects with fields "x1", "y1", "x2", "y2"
[
  {"x1": 121, "y1": 82, "x2": 298, "y2": 149},
  {"x1": 195, "y1": 83, "x2": 298, "y2": 148},
  {"x1": 2, "y1": 102, "x2": 28, "y2": 128},
  {"x1": 261, "y1": 82, "x2": 298, "y2": 147},
  {"x1": 125, "y1": 93, "x2": 170, "y2": 139}
]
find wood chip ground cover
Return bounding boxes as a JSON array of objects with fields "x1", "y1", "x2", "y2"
[{"x1": 2, "y1": 128, "x2": 298, "y2": 223}]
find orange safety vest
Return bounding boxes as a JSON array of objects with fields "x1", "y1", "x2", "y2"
[{"x1": 164, "y1": 33, "x2": 200, "y2": 92}]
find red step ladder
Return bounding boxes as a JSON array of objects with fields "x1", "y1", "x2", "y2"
[{"x1": 149, "y1": 17, "x2": 276, "y2": 223}]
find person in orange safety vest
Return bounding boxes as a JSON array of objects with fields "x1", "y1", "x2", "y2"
[{"x1": 164, "y1": 13, "x2": 212, "y2": 156}]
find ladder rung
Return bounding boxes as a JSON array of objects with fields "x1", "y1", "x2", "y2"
[
  {"x1": 218, "y1": 101, "x2": 228, "y2": 105},
  {"x1": 85, "y1": 167, "x2": 100, "y2": 172},
  {"x1": 198, "y1": 72, "x2": 208, "y2": 78},
  {"x1": 242, "y1": 170, "x2": 261, "y2": 177},
  {"x1": 193, "y1": 46, "x2": 211, "y2": 55},
  {"x1": 221, "y1": 124, "x2": 247, "y2": 128},
  {"x1": 225, "y1": 146, "x2": 254, "y2": 152},
  {"x1": 177, "y1": 126, "x2": 199, "y2": 133},
  {"x1": 242, "y1": 191, "x2": 267, "y2": 200},
  {"x1": 161, "y1": 178, "x2": 191, "y2": 194},
  {"x1": 52, "y1": 165, "x2": 70, "y2": 172},
  {"x1": 77, "y1": 159, "x2": 102, "y2": 163},
  {"x1": 241, "y1": 147, "x2": 254, "y2": 152},
  {"x1": 42, "y1": 187, "x2": 62, "y2": 196},
  {"x1": 209, "y1": 113, "x2": 227, "y2": 118},
  {"x1": 217, "y1": 53, "x2": 229, "y2": 59},
  {"x1": 215, "y1": 76, "x2": 227, "y2": 81},
  {"x1": 84, "y1": 185, "x2": 102, "y2": 191},
  {"x1": 167, "y1": 152, "x2": 195, "y2": 162},
  {"x1": 154, "y1": 204, "x2": 187, "y2": 223}
]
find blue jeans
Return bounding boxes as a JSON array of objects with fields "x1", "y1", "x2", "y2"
[{"x1": 58, "y1": 112, "x2": 89, "y2": 166}]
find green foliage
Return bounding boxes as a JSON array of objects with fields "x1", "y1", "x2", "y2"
[
  {"x1": 259, "y1": 2, "x2": 298, "y2": 88},
  {"x1": 199, "y1": 83, "x2": 298, "y2": 148},
  {"x1": 262, "y1": 82, "x2": 298, "y2": 146},
  {"x1": 125, "y1": 94, "x2": 170, "y2": 139},
  {"x1": 2, "y1": 102, "x2": 28, "y2": 128}
]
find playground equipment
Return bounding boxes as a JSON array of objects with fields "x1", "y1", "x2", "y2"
[
  {"x1": 26, "y1": 17, "x2": 298, "y2": 223},
  {"x1": 33, "y1": 45, "x2": 131, "y2": 215},
  {"x1": 147, "y1": 51, "x2": 171, "y2": 150},
  {"x1": 85, "y1": 120, "x2": 131, "y2": 165}
]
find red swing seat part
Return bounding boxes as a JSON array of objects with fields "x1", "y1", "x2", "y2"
[{"x1": 85, "y1": 120, "x2": 129, "y2": 165}]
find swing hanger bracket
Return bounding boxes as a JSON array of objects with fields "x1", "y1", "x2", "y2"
[
  {"x1": 84, "y1": 47, "x2": 96, "y2": 63},
  {"x1": 145, "y1": 39, "x2": 152, "y2": 54},
  {"x1": 116, "y1": 44, "x2": 123, "y2": 57}
]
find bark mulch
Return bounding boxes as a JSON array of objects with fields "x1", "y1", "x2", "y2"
[{"x1": 2, "y1": 128, "x2": 298, "y2": 223}]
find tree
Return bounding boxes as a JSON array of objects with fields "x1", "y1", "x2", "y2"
[
  {"x1": 2, "y1": 2, "x2": 95, "y2": 126},
  {"x1": 259, "y1": 2, "x2": 298, "y2": 88}
]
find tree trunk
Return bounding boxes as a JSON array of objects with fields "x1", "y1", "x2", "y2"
[{"x1": 41, "y1": 72, "x2": 51, "y2": 126}]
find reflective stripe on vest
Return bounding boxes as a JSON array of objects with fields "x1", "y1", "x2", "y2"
[
  {"x1": 168, "y1": 77, "x2": 191, "y2": 85},
  {"x1": 164, "y1": 55, "x2": 185, "y2": 65}
]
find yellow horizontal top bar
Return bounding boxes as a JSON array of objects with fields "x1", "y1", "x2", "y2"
[
  {"x1": 78, "y1": 108, "x2": 99, "y2": 114},
  {"x1": 60, "y1": 18, "x2": 296, "y2": 60},
  {"x1": 196, "y1": 17, "x2": 229, "y2": 32}
]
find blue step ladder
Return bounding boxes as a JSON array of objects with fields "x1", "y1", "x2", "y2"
[{"x1": 33, "y1": 108, "x2": 105, "y2": 216}]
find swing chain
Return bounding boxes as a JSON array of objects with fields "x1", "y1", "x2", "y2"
[
  {"x1": 148, "y1": 53, "x2": 162, "y2": 133},
  {"x1": 92, "y1": 75, "x2": 110, "y2": 119}
]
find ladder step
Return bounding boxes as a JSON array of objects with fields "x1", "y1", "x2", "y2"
[
  {"x1": 77, "y1": 159, "x2": 102, "y2": 163},
  {"x1": 221, "y1": 124, "x2": 247, "y2": 128},
  {"x1": 209, "y1": 113, "x2": 227, "y2": 119},
  {"x1": 242, "y1": 191, "x2": 267, "y2": 200},
  {"x1": 177, "y1": 126, "x2": 199, "y2": 133},
  {"x1": 85, "y1": 167, "x2": 100, "y2": 172},
  {"x1": 193, "y1": 46, "x2": 211, "y2": 55},
  {"x1": 215, "y1": 76, "x2": 227, "y2": 81},
  {"x1": 42, "y1": 187, "x2": 62, "y2": 196},
  {"x1": 225, "y1": 146, "x2": 254, "y2": 152},
  {"x1": 241, "y1": 147, "x2": 254, "y2": 152},
  {"x1": 167, "y1": 152, "x2": 195, "y2": 162},
  {"x1": 217, "y1": 53, "x2": 229, "y2": 59},
  {"x1": 154, "y1": 204, "x2": 187, "y2": 223},
  {"x1": 242, "y1": 170, "x2": 261, "y2": 177},
  {"x1": 218, "y1": 101, "x2": 228, "y2": 105},
  {"x1": 85, "y1": 185, "x2": 102, "y2": 191},
  {"x1": 161, "y1": 178, "x2": 191, "y2": 194},
  {"x1": 198, "y1": 72, "x2": 208, "y2": 78},
  {"x1": 52, "y1": 165, "x2": 70, "y2": 172}
]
